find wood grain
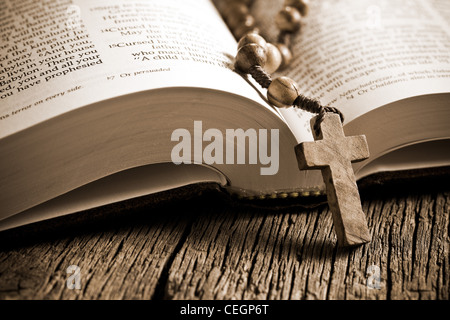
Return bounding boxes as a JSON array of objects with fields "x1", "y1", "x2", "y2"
[{"x1": 0, "y1": 189, "x2": 448, "y2": 300}]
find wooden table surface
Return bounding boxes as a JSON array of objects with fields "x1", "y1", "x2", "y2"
[{"x1": 0, "y1": 181, "x2": 448, "y2": 300}]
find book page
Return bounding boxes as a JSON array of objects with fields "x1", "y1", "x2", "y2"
[
  {"x1": 0, "y1": 0, "x2": 268, "y2": 139},
  {"x1": 251, "y1": 0, "x2": 450, "y2": 140}
]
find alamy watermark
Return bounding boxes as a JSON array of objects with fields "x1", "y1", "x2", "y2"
[
  {"x1": 65, "y1": 5, "x2": 82, "y2": 31},
  {"x1": 171, "y1": 121, "x2": 279, "y2": 175},
  {"x1": 66, "y1": 265, "x2": 81, "y2": 290},
  {"x1": 366, "y1": 5, "x2": 382, "y2": 30},
  {"x1": 366, "y1": 265, "x2": 381, "y2": 289}
]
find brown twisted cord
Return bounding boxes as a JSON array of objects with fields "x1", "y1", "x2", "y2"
[
  {"x1": 293, "y1": 96, "x2": 344, "y2": 136},
  {"x1": 324, "y1": 106, "x2": 344, "y2": 123},
  {"x1": 293, "y1": 94, "x2": 322, "y2": 113},
  {"x1": 272, "y1": 10, "x2": 343, "y2": 135},
  {"x1": 248, "y1": 66, "x2": 344, "y2": 136},
  {"x1": 248, "y1": 65, "x2": 272, "y2": 88}
]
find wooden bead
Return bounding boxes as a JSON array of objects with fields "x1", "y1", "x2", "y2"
[
  {"x1": 267, "y1": 76, "x2": 299, "y2": 108},
  {"x1": 284, "y1": 0, "x2": 309, "y2": 16},
  {"x1": 275, "y1": 6, "x2": 302, "y2": 33},
  {"x1": 235, "y1": 43, "x2": 266, "y2": 73},
  {"x1": 275, "y1": 43, "x2": 293, "y2": 69},
  {"x1": 264, "y1": 43, "x2": 282, "y2": 73},
  {"x1": 237, "y1": 33, "x2": 267, "y2": 49}
]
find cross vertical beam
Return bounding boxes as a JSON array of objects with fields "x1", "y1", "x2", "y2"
[{"x1": 295, "y1": 113, "x2": 371, "y2": 247}]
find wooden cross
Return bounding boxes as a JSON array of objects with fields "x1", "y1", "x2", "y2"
[{"x1": 295, "y1": 113, "x2": 371, "y2": 247}]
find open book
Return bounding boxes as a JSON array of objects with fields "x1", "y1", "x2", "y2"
[{"x1": 1, "y1": 0, "x2": 449, "y2": 231}]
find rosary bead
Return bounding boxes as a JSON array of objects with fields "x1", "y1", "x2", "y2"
[
  {"x1": 264, "y1": 43, "x2": 282, "y2": 73},
  {"x1": 275, "y1": 43, "x2": 293, "y2": 69},
  {"x1": 275, "y1": 6, "x2": 302, "y2": 33},
  {"x1": 235, "y1": 43, "x2": 266, "y2": 73},
  {"x1": 237, "y1": 33, "x2": 267, "y2": 49},
  {"x1": 267, "y1": 76, "x2": 299, "y2": 108},
  {"x1": 284, "y1": 0, "x2": 309, "y2": 16}
]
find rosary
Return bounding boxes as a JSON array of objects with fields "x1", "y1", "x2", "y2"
[{"x1": 219, "y1": 0, "x2": 372, "y2": 247}]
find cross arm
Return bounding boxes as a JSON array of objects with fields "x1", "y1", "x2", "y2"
[
  {"x1": 295, "y1": 140, "x2": 332, "y2": 169},
  {"x1": 346, "y1": 135, "x2": 370, "y2": 163}
]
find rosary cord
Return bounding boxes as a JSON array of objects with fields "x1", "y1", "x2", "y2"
[
  {"x1": 248, "y1": 65, "x2": 272, "y2": 88},
  {"x1": 229, "y1": 0, "x2": 345, "y2": 135},
  {"x1": 247, "y1": 65, "x2": 345, "y2": 136},
  {"x1": 293, "y1": 95, "x2": 344, "y2": 136}
]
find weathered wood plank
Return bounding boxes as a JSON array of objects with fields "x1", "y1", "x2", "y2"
[
  {"x1": 164, "y1": 191, "x2": 449, "y2": 300},
  {"x1": 0, "y1": 191, "x2": 448, "y2": 300},
  {"x1": 0, "y1": 205, "x2": 190, "y2": 300}
]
